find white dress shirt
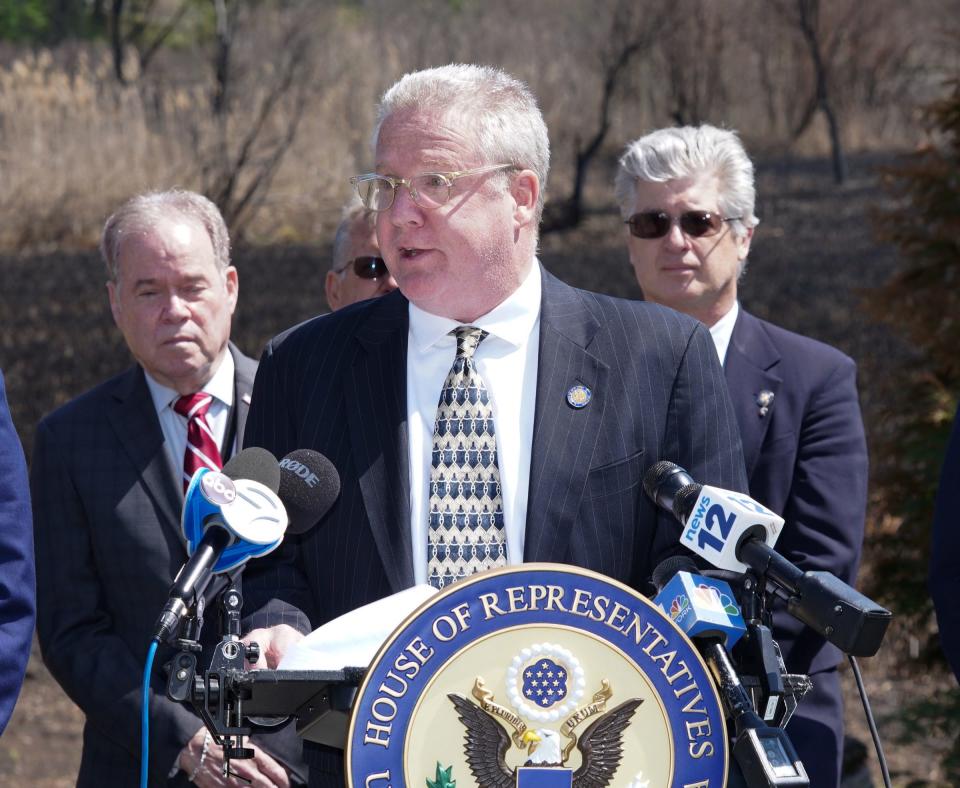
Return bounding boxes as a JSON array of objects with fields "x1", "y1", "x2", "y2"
[
  {"x1": 407, "y1": 261, "x2": 542, "y2": 584},
  {"x1": 144, "y1": 350, "x2": 236, "y2": 481},
  {"x1": 709, "y1": 301, "x2": 739, "y2": 365}
]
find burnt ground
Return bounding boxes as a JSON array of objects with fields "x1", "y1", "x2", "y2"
[{"x1": 0, "y1": 153, "x2": 954, "y2": 786}]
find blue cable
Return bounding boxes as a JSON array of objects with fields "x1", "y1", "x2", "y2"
[{"x1": 141, "y1": 639, "x2": 160, "y2": 788}]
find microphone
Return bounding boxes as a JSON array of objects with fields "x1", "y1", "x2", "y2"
[
  {"x1": 153, "y1": 448, "x2": 287, "y2": 643},
  {"x1": 181, "y1": 447, "x2": 287, "y2": 574},
  {"x1": 644, "y1": 460, "x2": 784, "y2": 573},
  {"x1": 154, "y1": 447, "x2": 341, "y2": 643},
  {"x1": 652, "y1": 555, "x2": 747, "y2": 648},
  {"x1": 643, "y1": 462, "x2": 892, "y2": 657},
  {"x1": 277, "y1": 449, "x2": 341, "y2": 534},
  {"x1": 651, "y1": 557, "x2": 809, "y2": 788}
]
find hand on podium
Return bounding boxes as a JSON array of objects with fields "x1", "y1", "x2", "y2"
[
  {"x1": 178, "y1": 725, "x2": 291, "y2": 787},
  {"x1": 242, "y1": 624, "x2": 305, "y2": 669}
]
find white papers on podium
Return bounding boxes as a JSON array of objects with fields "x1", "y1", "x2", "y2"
[{"x1": 278, "y1": 584, "x2": 438, "y2": 671}]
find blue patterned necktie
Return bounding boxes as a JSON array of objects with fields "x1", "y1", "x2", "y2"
[{"x1": 427, "y1": 326, "x2": 507, "y2": 589}]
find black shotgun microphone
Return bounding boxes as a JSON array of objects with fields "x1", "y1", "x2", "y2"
[{"x1": 643, "y1": 461, "x2": 892, "y2": 657}]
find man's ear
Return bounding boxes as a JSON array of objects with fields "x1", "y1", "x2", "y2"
[
  {"x1": 325, "y1": 270, "x2": 342, "y2": 311},
  {"x1": 224, "y1": 266, "x2": 239, "y2": 315},
  {"x1": 737, "y1": 226, "x2": 754, "y2": 261},
  {"x1": 510, "y1": 169, "x2": 539, "y2": 229},
  {"x1": 107, "y1": 280, "x2": 121, "y2": 326}
]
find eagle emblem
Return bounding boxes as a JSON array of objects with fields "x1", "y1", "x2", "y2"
[{"x1": 447, "y1": 676, "x2": 642, "y2": 788}]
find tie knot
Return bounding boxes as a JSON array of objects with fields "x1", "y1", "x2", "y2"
[
  {"x1": 451, "y1": 326, "x2": 488, "y2": 360},
  {"x1": 174, "y1": 392, "x2": 213, "y2": 420}
]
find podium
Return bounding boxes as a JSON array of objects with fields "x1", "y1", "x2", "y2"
[{"x1": 174, "y1": 564, "x2": 818, "y2": 787}]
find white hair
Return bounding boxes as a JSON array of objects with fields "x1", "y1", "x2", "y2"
[
  {"x1": 331, "y1": 197, "x2": 375, "y2": 274},
  {"x1": 372, "y1": 63, "x2": 550, "y2": 223},
  {"x1": 614, "y1": 125, "x2": 759, "y2": 241},
  {"x1": 101, "y1": 189, "x2": 230, "y2": 281}
]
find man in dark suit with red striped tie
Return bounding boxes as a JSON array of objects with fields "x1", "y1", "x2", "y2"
[
  {"x1": 240, "y1": 65, "x2": 749, "y2": 787},
  {"x1": 614, "y1": 125, "x2": 868, "y2": 788},
  {"x1": 32, "y1": 190, "x2": 303, "y2": 787}
]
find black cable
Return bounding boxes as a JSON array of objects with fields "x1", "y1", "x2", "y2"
[{"x1": 848, "y1": 654, "x2": 892, "y2": 788}]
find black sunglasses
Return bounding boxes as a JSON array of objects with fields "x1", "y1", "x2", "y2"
[
  {"x1": 625, "y1": 210, "x2": 740, "y2": 240},
  {"x1": 340, "y1": 255, "x2": 389, "y2": 279}
]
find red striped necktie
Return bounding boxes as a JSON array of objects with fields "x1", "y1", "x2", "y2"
[{"x1": 174, "y1": 392, "x2": 224, "y2": 492}]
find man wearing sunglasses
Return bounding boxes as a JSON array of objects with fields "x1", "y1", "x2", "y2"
[
  {"x1": 615, "y1": 124, "x2": 867, "y2": 788},
  {"x1": 324, "y1": 200, "x2": 398, "y2": 310},
  {"x1": 241, "y1": 68, "x2": 748, "y2": 786}
]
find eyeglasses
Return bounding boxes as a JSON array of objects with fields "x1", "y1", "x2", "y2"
[
  {"x1": 625, "y1": 211, "x2": 741, "y2": 240},
  {"x1": 336, "y1": 256, "x2": 389, "y2": 280},
  {"x1": 349, "y1": 163, "x2": 516, "y2": 212}
]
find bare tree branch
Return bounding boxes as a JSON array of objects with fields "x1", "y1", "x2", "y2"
[
  {"x1": 137, "y1": 0, "x2": 193, "y2": 75},
  {"x1": 795, "y1": 0, "x2": 847, "y2": 182},
  {"x1": 110, "y1": 0, "x2": 127, "y2": 83},
  {"x1": 542, "y1": 1, "x2": 670, "y2": 233}
]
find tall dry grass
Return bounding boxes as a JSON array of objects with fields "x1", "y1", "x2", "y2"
[{"x1": 0, "y1": 0, "x2": 953, "y2": 253}]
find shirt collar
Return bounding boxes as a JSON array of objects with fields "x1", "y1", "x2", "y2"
[
  {"x1": 144, "y1": 349, "x2": 236, "y2": 413},
  {"x1": 709, "y1": 301, "x2": 739, "y2": 364},
  {"x1": 408, "y1": 259, "x2": 542, "y2": 352}
]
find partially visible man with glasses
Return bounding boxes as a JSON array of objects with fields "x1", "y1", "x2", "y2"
[
  {"x1": 324, "y1": 199, "x2": 397, "y2": 310},
  {"x1": 615, "y1": 124, "x2": 868, "y2": 788},
  {"x1": 241, "y1": 65, "x2": 748, "y2": 786}
]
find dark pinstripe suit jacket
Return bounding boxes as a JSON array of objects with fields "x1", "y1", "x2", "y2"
[
  {"x1": 242, "y1": 268, "x2": 748, "y2": 784},
  {"x1": 724, "y1": 310, "x2": 867, "y2": 676},
  {"x1": 32, "y1": 345, "x2": 259, "y2": 786}
]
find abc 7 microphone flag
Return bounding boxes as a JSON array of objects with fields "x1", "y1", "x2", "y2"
[{"x1": 181, "y1": 465, "x2": 286, "y2": 573}]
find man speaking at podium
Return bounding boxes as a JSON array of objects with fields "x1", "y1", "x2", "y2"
[{"x1": 241, "y1": 64, "x2": 748, "y2": 785}]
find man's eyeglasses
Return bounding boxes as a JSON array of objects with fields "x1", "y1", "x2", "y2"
[
  {"x1": 625, "y1": 210, "x2": 741, "y2": 240},
  {"x1": 349, "y1": 163, "x2": 516, "y2": 212},
  {"x1": 337, "y1": 256, "x2": 389, "y2": 280}
]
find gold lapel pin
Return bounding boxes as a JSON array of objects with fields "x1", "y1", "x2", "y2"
[{"x1": 567, "y1": 384, "x2": 592, "y2": 409}]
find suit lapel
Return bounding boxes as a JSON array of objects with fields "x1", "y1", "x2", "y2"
[
  {"x1": 345, "y1": 291, "x2": 415, "y2": 592},
  {"x1": 106, "y1": 366, "x2": 183, "y2": 542},
  {"x1": 724, "y1": 310, "x2": 782, "y2": 478},
  {"x1": 525, "y1": 270, "x2": 608, "y2": 562},
  {"x1": 230, "y1": 343, "x2": 256, "y2": 452}
]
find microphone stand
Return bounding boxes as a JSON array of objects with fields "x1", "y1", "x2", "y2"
[
  {"x1": 704, "y1": 569, "x2": 811, "y2": 787},
  {"x1": 166, "y1": 569, "x2": 260, "y2": 780}
]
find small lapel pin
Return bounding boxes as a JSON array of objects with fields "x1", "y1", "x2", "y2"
[
  {"x1": 567, "y1": 384, "x2": 592, "y2": 409},
  {"x1": 242, "y1": 393, "x2": 252, "y2": 405},
  {"x1": 756, "y1": 390, "x2": 774, "y2": 418}
]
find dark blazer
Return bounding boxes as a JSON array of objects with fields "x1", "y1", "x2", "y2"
[
  {"x1": 725, "y1": 309, "x2": 866, "y2": 787},
  {"x1": 242, "y1": 269, "x2": 749, "y2": 784},
  {"x1": 0, "y1": 370, "x2": 35, "y2": 736},
  {"x1": 930, "y1": 403, "x2": 960, "y2": 683},
  {"x1": 32, "y1": 345, "x2": 260, "y2": 786},
  {"x1": 724, "y1": 309, "x2": 867, "y2": 675}
]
